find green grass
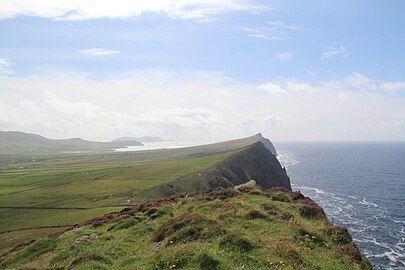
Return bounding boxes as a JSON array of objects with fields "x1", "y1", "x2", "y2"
[
  {"x1": 0, "y1": 151, "x2": 236, "y2": 208},
  {"x1": 1, "y1": 187, "x2": 372, "y2": 270},
  {"x1": 0, "y1": 145, "x2": 241, "y2": 255},
  {"x1": 0, "y1": 133, "x2": 262, "y2": 170}
]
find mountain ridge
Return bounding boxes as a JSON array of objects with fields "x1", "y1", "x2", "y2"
[{"x1": 0, "y1": 130, "x2": 143, "y2": 153}]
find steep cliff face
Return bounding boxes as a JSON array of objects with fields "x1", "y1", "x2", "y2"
[
  {"x1": 153, "y1": 141, "x2": 291, "y2": 198},
  {"x1": 255, "y1": 133, "x2": 278, "y2": 155}
]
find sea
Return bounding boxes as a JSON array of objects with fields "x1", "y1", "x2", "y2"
[
  {"x1": 114, "y1": 141, "x2": 200, "y2": 152},
  {"x1": 276, "y1": 142, "x2": 405, "y2": 270}
]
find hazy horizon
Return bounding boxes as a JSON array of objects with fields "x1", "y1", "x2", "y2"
[
  {"x1": 2, "y1": 129, "x2": 405, "y2": 144},
  {"x1": 1, "y1": 1, "x2": 404, "y2": 142}
]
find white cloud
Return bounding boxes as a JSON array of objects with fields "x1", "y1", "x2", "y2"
[
  {"x1": 239, "y1": 21, "x2": 306, "y2": 41},
  {"x1": 258, "y1": 81, "x2": 315, "y2": 95},
  {"x1": 286, "y1": 82, "x2": 315, "y2": 93},
  {"x1": 380, "y1": 82, "x2": 405, "y2": 93},
  {"x1": 263, "y1": 115, "x2": 280, "y2": 130},
  {"x1": 276, "y1": 52, "x2": 293, "y2": 61},
  {"x1": 0, "y1": 69, "x2": 404, "y2": 142},
  {"x1": 240, "y1": 20, "x2": 305, "y2": 41},
  {"x1": 258, "y1": 82, "x2": 288, "y2": 94},
  {"x1": 338, "y1": 72, "x2": 405, "y2": 93},
  {"x1": 0, "y1": 57, "x2": 13, "y2": 74},
  {"x1": 344, "y1": 72, "x2": 377, "y2": 90},
  {"x1": 266, "y1": 20, "x2": 305, "y2": 31},
  {"x1": 0, "y1": 0, "x2": 266, "y2": 21},
  {"x1": 0, "y1": 69, "x2": 239, "y2": 141},
  {"x1": 258, "y1": 72, "x2": 405, "y2": 97},
  {"x1": 80, "y1": 48, "x2": 120, "y2": 56},
  {"x1": 239, "y1": 27, "x2": 283, "y2": 41},
  {"x1": 322, "y1": 46, "x2": 347, "y2": 59},
  {"x1": 230, "y1": 114, "x2": 281, "y2": 135}
]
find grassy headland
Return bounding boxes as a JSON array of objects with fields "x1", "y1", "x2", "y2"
[
  {"x1": 1, "y1": 187, "x2": 372, "y2": 269},
  {"x1": 0, "y1": 135, "x2": 264, "y2": 255}
]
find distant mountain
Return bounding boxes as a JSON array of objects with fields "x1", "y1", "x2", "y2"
[
  {"x1": 0, "y1": 131, "x2": 143, "y2": 153},
  {"x1": 112, "y1": 136, "x2": 163, "y2": 143}
]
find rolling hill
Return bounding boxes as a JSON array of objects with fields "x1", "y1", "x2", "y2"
[{"x1": 0, "y1": 131, "x2": 143, "y2": 153}]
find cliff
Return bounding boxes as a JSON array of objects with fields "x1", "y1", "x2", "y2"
[
  {"x1": 152, "y1": 141, "x2": 291, "y2": 198},
  {"x1": 255, "y1": 132, "x2": 278, "y2": 155}
]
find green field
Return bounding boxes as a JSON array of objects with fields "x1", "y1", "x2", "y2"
[
  {"x1": 0, "y1": 135, "x2": 259, "y2": 255},
  {"x1": 1, "y1": 187, "x2": 372, "y2": 269}
]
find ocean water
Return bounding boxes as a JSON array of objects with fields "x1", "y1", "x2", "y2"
[
  {"x1": 114, "y1": 141, "x2": 201, "y2": 152},
  {"x1": 276, "y1": 142, "x2": 405, "y2": 270}
]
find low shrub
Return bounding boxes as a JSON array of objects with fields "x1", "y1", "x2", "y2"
[
  {"x1": 199, "y1": 253, "x2": 220, "y2": 270},
  {"x1": 146, "y1": 208, "x2": 158, "y2": 217},
  {"x1": 208, "y1": 188, "x2": 240, "y2": 200},
  {"x1": 167, "y1": 220, "x2": 225, "y2": 244},
  {"x1": 275, "y1": 243, "x2": 303, "y2": 265},
  {"x1": 220, "y1": 234, "x2": 254, "y2": 252},
  {"x1": 168, "y1": 226, "x2": 203, "y2": 244},
  {"x1": 9, "y1": 237, "x2": 58, "y2": 264},
  {"x1": 261, "y1": 203, "x2": 279, "y2": 215},
  {"x1": 248, "y1": 189, "x2": 263, "y2": 195},
  {"x1": 153, "y1": 214, "x2": 205, "y2": 242},
  {"x1": 69, "y1": 253, "x2": 111, "y2": 268},
  {"x1": 217, "y1": 210, "x2": 238, "y2": 220},
  {"x1": 326, "y1": 226, "x2": 352, "y2": 244},
  {"x1": 279, "y1": 212, "x2": 295, "y2": 221},
  {"x1": 269, "y1": 192, "x2": 292, "y2": 202},
  {"x1": 152, "y1": 246, "x2": 193, "y2": 269},
  {"x1": 297, "y1": 228, "x2": 326, "y2": 248},
  {"x1": 290, "y1": 191, "x2": 305, "y2": 201},
  {"x1": 107, "y1": 217, "x2": 141, "y2": 232},
  {"x1": 337, "y1": 244, "x2": 363, "y2": 262},
  {"x1": 91, "y1": 220, "x2": 103, "y2": 228},
  {"x1": 245, "y1": 209, "x2": 267, "y2": 219},
  {"x1": 299, "y1": 204, "x2": 325, "y2": 219}
]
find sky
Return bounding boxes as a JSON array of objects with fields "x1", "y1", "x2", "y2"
[{"x1": 0, "y1": 0, "x2": 404, "y2": 142}]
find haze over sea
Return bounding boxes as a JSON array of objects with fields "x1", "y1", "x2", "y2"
[{"x1": 276, "y1": 142, "x2": 405, "y2": 270}]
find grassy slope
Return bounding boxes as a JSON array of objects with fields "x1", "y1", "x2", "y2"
[
  {"x1": 0, "y1": 131, "x2": 142, "y2": 153},
  {"x1": 0, "y1": 151, "x2": 237, "y2": 254},
  {"x1": 0, "y1": 135, "x2": 263, "y2": 255},
  {"x1": 0, "y1": 134, "x2": 262, "y2": 170},
  {"x1": 1, "y1": 187, "x2": 372, "y2": 270}
]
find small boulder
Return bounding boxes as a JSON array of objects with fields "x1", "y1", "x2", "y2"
[{"x1": 71, "y1": 234, "x2": 97, "y2": 247}]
